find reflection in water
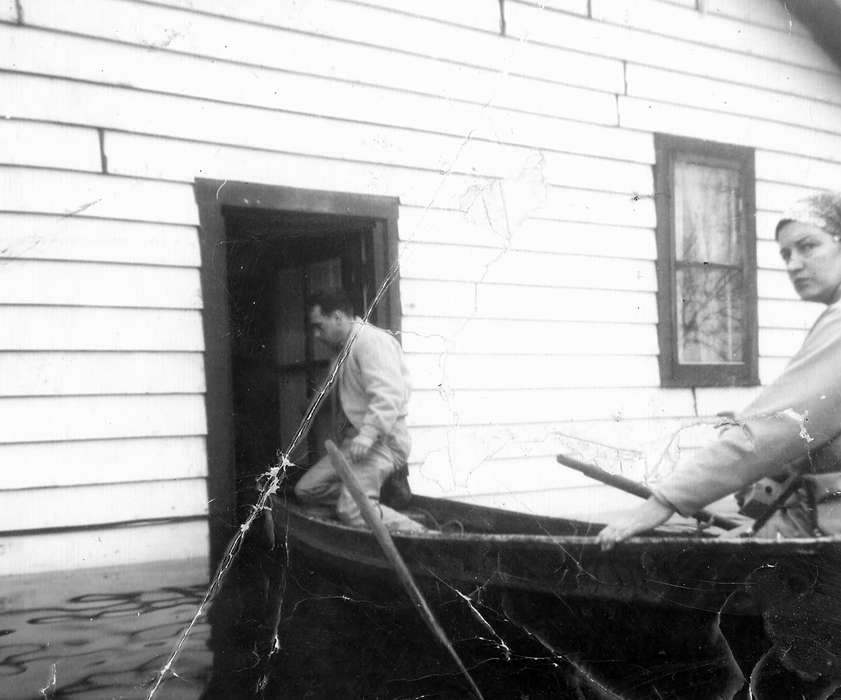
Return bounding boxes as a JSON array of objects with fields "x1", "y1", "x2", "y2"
[
  {"x1": 0, "y1": 558, "x2": 211, "y2": 699},
  {"x1": 3, "y1": 522, "x2": 841, "y2": 699}
]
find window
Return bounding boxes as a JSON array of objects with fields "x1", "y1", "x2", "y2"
[{"x1": 654, "y1": 135, "x2": 758, "y2": 387}]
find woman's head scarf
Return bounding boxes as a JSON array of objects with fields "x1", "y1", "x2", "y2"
[{"x1": 775, "y1": 191, "x2": 841, "y2": 240}]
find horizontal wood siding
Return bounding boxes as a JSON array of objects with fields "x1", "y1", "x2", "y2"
[
  {"x1": 0, "y1": 0, "x2": 16, "y2": 21},
  {"x1": 0, "y1": 12, "x2": 209, "y2": 568},
  {"x1": 2, "y1": 0, "x2": 839, "y2": 556},
  {"x1": 703, "y1": 0, "x2": 809, "y2": 34},
  {"x1": 588, "y1": 0, "x2": 834, "y2": 71},
  {"x1": 398, "y1": 208, "x2": 658, "y2": 257},
  {"x1": 0, "y1": 437, "x2": 208, "y2": 489},
  {"x1": 0, "y1": 167, "x2": 199, "y2": 224},
  {"x1": 408, "y1": 354, "x2": 661, "y2": 390},
  {"x1": 0, "y1": 521, "x2": 208, "y2": 576},
  {"x1": 507, "y1": 1, "x2": 841, "y2": 102},
  {"x1": 0, "y1": 395, "x2": 206, "y2": 443},
  {"x1": 0, "y1": 214, "x2": 200, "y2": 265},
  {"x1": 0, "y1": 307, "x2": 205, "y2": 350},
  {"x1": 0, "y1": 120, "x2": 101, "y2": 171},
  {"x1": 344, "y1": 0, "x2": 501, "y2": 31},
  {"x1": 399, "y1": 243, "x2": 657, "y2": 290},
  {"x1": 18, "y1": 0, "x2": 618, "y2": 95},
  {"x1": 400, "y1": 318, "x2": 659, "y2": 355},
  {"x1": 0, "y1": 479, "x2": 208, "y2": 531},
  {"x1": 0, "y1": 352, "x2": 206, "y2": 396},
  {"x1": 409, "y1": 387, "x2": 696, "y2": 427},
  {"x1": 400, "y1": 282, "x2": 659, "y2": 322},
  {"x1": 0, "y1": 259, "x2": 202, "y2": 308},
  {"x1": 409, "y1": 415, "x2": 713, "y2": 463}
]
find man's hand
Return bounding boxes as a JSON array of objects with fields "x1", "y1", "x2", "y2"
[
  {"x1": 349, "y1": 435, "x2": 373, "y2": 462},
  {"x1": 596, "y1": 497, "x2": 675, "y2": 551}
]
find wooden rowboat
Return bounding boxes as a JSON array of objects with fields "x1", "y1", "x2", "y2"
[
  {"x1": 269, "y1": 491, "x2": 841, "y2": 617},
  {"x1": 268, "y1": 488, "x2": 841, "y2": 696}
]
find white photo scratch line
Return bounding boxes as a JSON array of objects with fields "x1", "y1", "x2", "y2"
[{"x1": 39, "y1": 663, "x2": 57, "y2": 699}]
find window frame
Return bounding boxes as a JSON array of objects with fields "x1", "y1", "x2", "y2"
[{"x1": 653, "y1": 134, "x2": 759, "y2": 388}]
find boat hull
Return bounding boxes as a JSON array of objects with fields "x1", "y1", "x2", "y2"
[{"x1": 271, "y1": 494, "x2": 841, "y2": 615}]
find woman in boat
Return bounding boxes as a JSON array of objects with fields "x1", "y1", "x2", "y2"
[{"x1": 598, "y1": 191, "x2": 841, "y2": 549}]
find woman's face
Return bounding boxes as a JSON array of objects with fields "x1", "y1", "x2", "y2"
[{"x1": 778, "y1": 221, "x2": 841, "y2": 304}]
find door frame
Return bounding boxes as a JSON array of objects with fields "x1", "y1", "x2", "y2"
[{"x1": 194, "y1": 179, "x2": 401, "y2": 566}]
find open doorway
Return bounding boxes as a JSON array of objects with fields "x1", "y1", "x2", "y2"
[
  {"x1": 195, "y1": 181, "x2": 401, "y2": 565},
  {"x1": 225, "y1": 210, "x2": 377, "y2": 488}
]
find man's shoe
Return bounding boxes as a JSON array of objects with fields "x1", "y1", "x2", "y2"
[{"x1": 381, "y1": 464, "x2": 412, "y2": 510}]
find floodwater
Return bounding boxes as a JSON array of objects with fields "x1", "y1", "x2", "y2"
[
  {"x1": 2, "y1": 525, "x2": 840, "y2": 700},
  {"x1": 0, "y1": 558, "x2": 211, "y2": 699}
]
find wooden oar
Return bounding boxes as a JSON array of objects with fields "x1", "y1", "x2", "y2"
[
  {"x1": 556, "y1": 453, "x2": 741, "y2": 530},
  {"x1": 325, "y1": 440, "x2": 485, "y2": 700}
]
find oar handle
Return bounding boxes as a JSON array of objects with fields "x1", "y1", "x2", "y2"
[
  {"x1": 556, "y1": 453, "x2": 741, "y2": 531},
  {"x1": 556, "y1": 453, "x2": 653, "y2": 499}
]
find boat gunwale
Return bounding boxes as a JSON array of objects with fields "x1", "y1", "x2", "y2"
[{"x1": 274, "y1": 496, "x2": 841, "y2": 554}]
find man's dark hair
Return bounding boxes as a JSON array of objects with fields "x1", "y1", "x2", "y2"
[{"x1": 308, "y1": 288, "x2": 354, "y2": 316}]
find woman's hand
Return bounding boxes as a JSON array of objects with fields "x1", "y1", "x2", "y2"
[{"x1": 596, "y1": 497, "x2": 675, "y2": 551}]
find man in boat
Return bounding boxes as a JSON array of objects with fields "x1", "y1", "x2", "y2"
[
  {"x1": 293, "y1": 288, "x2": 426, "y2": 532},
  {"x1": 598, "y1": 192, "x2": 841, "y2": 549}
]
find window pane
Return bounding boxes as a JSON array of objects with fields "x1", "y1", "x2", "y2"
[
  {"x1": 676, "y1": 266, "x2": 744, "y2": 364},
  {"x1": 674, "y1": 159, "x2": 742, "y2": 265}
]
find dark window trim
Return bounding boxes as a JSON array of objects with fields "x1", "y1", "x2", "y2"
[
  {"x1": 653, "y1": 134, "x2": 759, "y2": 388},
  {"x1": 193, "y1": 179, "x2": 401, "y2": 567}
]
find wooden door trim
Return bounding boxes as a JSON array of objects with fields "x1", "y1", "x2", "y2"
[{"x1": 194, "y1": 179, "x2": 401, "y2": 568}]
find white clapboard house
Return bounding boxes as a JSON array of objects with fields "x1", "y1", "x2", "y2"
[{"x1": 2, "y1": 0, "x2": 841, "y2": 575}]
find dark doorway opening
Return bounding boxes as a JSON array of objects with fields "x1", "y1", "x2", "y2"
[
  {"x1": 195, "y1": 181, "x2": 400, "y2": 567},
  {"x1": 225, "y1": 210, "x2": 378, "y2": 491}
]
